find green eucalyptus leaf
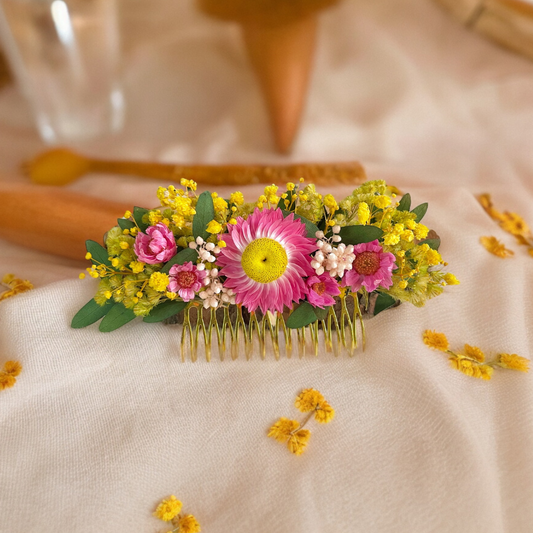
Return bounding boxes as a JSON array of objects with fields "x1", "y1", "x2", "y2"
[
  {"x1": 86, "y1": 240, "x2": 111, "y2": 267},
  {"x1": 193, "y1": 191, "x2": 215, "y2": 240},
  {"x1": 118, "y1": 218, "x2": 136, "y2": 231},
  {"x1": 281, "y1": 210, "x2": 319, "y2": 238},
  {"x1": 99, "y1": 303, "x2": 136, "y2": 332},
  {"x1": 161, "y1": 248, "x2": 199, "y2": 274},
  {"x1": 419, "y1": 237, "x2": 441, "y2": 250},
  {"x1": 411, "y1": 203, "x2": 428, "y2": 223},
  {"x1": 397, "y1": 193, "x2": 411, "y2": 212},
  {"x1": 313, "y1": 306, "x2": 330, "y2": 321},
  {"x1": 373, "y1": 293, "x2": 397, "y2": 316},
  {"x1": 71, "y1": 298, "x2": 115, "y2": 329},
  {"x1": 143, "y1": 300, "x2": 188, "y2": 323},
  {"x1": 277, "y1": 190, "x2": 294, "y2": 210},
  {"x1": 286, "y1": 301, "x2": 318, "y2": 329},
  {"x1": 339, "y1": 225, "x2": 384, "y2": 245},
  {"x1": 133, "y1": 206, "x2": 149, "y2": 232}
]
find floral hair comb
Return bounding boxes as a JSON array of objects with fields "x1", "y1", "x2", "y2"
[{"x1": 72, "y1": 179, "x2": 458, "y2": 360}]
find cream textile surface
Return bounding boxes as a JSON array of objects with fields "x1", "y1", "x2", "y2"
[{"x1": 1, "y1": 0, "x2": 533, "y2": 532}]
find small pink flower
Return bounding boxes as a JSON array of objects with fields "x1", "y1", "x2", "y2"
[
  {"x1": 306, "y1": 273, "x2": 340, "y2": 308},
  {"x1": 342, "y1": 240, "x2": 396, "y2": 292},
  {"x1": 134, "y1": 222, "x2": 176, "y2": 265},
  {"x1": 168, "y1": 262, "x2": 207, "y2": 301}
]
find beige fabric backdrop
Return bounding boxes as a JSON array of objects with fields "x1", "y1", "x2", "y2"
[{"x1": 1, "y1": 1, "x2": 533, "y2": 532}]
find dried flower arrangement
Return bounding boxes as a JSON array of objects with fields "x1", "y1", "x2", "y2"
[{"x1": 72, "y1": 180, "x2": 458, "y2": 359}]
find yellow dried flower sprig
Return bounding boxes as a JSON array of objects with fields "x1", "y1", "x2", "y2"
[
  {"x1": 268, "y1": 389, "x2": 334, "y2": 455},
  {"x1": 153, "y1": 495, "x2": 200, "y2": 533},
  {"x1": 0, "y1": 360, "x2": 22, "y2": 390},
  {"x1": 478, "y1": 194, "x2": 533, "y2": 257},
  {"x1": 479, "y1": 236, "x2": 514, "y2": 258},
  {"x1": 0, "y1": 274, "x2": 34, "y2": 301},
  {"x1": 423, "y1": 330, "x2": 529, "y2": 380}
]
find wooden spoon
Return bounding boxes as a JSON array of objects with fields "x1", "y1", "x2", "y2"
[{"x1": 23, "y1": 148, "x2": 366, "y2": 187}]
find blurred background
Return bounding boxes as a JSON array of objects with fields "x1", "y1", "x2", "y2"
[{"x1": 0, "y1": 0, "x2": 532, "y2": 175}]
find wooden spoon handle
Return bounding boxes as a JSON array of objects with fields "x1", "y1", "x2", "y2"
[
  {"x1": 89, "y1": 158, "x2": 366, "y2": 186},
  {"x1": 0, "y1": 184, "x2": 130, "y2": 260}
]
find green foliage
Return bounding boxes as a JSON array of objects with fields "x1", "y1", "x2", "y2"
[
  {"x1": 86, "y1": 240, "x2": 111, "y2": 267},
  {"x1": 133, "y1": 206, "x2": 149, "y2": 232},
  {"x1": 286, "y1": 301, "x2": 318, "y2": 329},
  {"x1": 99, "y1": 303, "x2": 136, "y2": 332},
  {"x1": 411, "y1": 203, "x2": 428, "y2": 223},
  {"x1": 71, "y1": 298, "x2": 114, "y2": 329},
  {"x1": 339, "y1": 225, "x2": 384, "y2": 245},
  {"x1": 281, "y1": 210, "x2": 319, "y2": 238},
  {"x1": 295, "y1": 184, "x2": 323, "y2": 223},
  {"x1": 277, "y1": 190, "x2": 294, "y2": 210},
  {"x1": 419, "y1": 237, "x2": 441, "y2": 250},
  {"x1": 118, "y1": 218, "x2": 136, "y2": 231},
  {"x1": 373, "y1": 293, "x2": 397, "y2": 316},
  {"x1": 193, "y1": 191, "x2": 215, "y2": 240},
  {"x1": 143, "y1": 300, "x2": 188, "y2": 323},
  {"x1": 313, "y1": 306, "x2": 330, "y2": 320},
  {"x1": 397, "y1": 193, "x2": 411, "y2": 212}
]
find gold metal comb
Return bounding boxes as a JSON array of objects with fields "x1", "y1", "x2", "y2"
[{"x1": 164, "y1": 293, "x2": 371, "y2": 362}]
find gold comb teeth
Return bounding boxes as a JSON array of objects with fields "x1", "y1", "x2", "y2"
[
  {"x1": 71, "y1": 180, "x2": 458, "y2": 357},
  {"x1": 164, "y1": 294, "x2": 368, "y2": 362}
]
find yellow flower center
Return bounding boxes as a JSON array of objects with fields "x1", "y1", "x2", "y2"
[{"x1": 241, "y1": 238, "x2": 288, "y2": 283}]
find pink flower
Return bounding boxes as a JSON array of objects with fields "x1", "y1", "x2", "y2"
[
  {"x1": 134, "y1": 222, "x2": 176, "y2": 265},
  {"x1": 167, "y1": 261, "x2": 207, "y2": 301},
  {"x1": 306, "y1": 273, "x2": 340, "y2": 308},
  {"x1": 217, "y1": 208, "x2": 316, "y2": 314},
  {"x1": 342, "y1": 240, "x2": 395, "y2": 292}
]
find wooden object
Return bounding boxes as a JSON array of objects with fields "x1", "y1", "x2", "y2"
[
  {"x1": 0, "y1": 48, "x2": 11, "y2": 90},
  {"x1": 242, "y1": 15, "x2": 317, "y2": 153},
  {"x1": 198, "y1": 0, "x2": 339, "y2": 153},
  {"x1": 24, "y1": 148, "x2": 367, "y2": 187},
  {"x1": 435, "y1": 0, "x2": 533, "y2": 61},
  {"x1": 0, "y1": 184, "x2": 130, "y2": 260}
]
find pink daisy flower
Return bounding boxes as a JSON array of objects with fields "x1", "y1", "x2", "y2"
[
  {"x1": 217, "y1": 208, "x2": 317, "y2": 314},
  {"x1": 134, "y1": 222, "x2": 176, "y2": 265},
  {"x1": 167, "y1": 261, "x2": 207, "y2": 301},
  {"x1": 342, "y1": 240, "x2": 396, "y2": 293},
  {"x1": 306, "y1": 273, "x2": 340, "y2": 308}
]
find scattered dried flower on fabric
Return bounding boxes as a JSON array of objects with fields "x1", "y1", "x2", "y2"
[
  {"x1": 154, "y1": 495, "x2": 200, "y2": 533},
  {"x1": 314, "y1": 401, "x2": 335, "y2": 424},
  {"x1": 498, "y1": 353, "x2": 530, "y2": 373},
  {"x1": 295, "y1": 389, "x2": 324, "y2": 412},
  {"x1": 153, "y1": 495, "x2": 182, "y2": 522},
  {"x1": 480, "y1": 236, "x2": 514, "y2": 258},
  {"x1": 422, "y1": 330, "x2": 449, "y2": 351},
  {"x1": 269, "y1": 389, "x2": 334, "y2": 455},
  {"x1": 0, "y1": 274, "x2": 34, "y2": 301},
  {"x1": 175, "y1": 514, "x2": 201, "y2": 533},
  {"x1": 287, "y1": 429, "x2": 311, "y2": 455},
  {"x1": 423, "y1": 330, "x2": 529, "y2": 380},
  {"x1": 0, "y1": 360, "x2": 23, "y2": 391},
  {"x1": 268, "y1": 418, "x2": 300, "y2": 443},
  {"x1": 478, "y1": 194, "x2": 533, "y2": 256}
]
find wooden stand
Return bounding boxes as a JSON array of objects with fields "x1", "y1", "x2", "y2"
[{"x1": 198, "y1": 0, "x2": 339, "y2": 153}]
